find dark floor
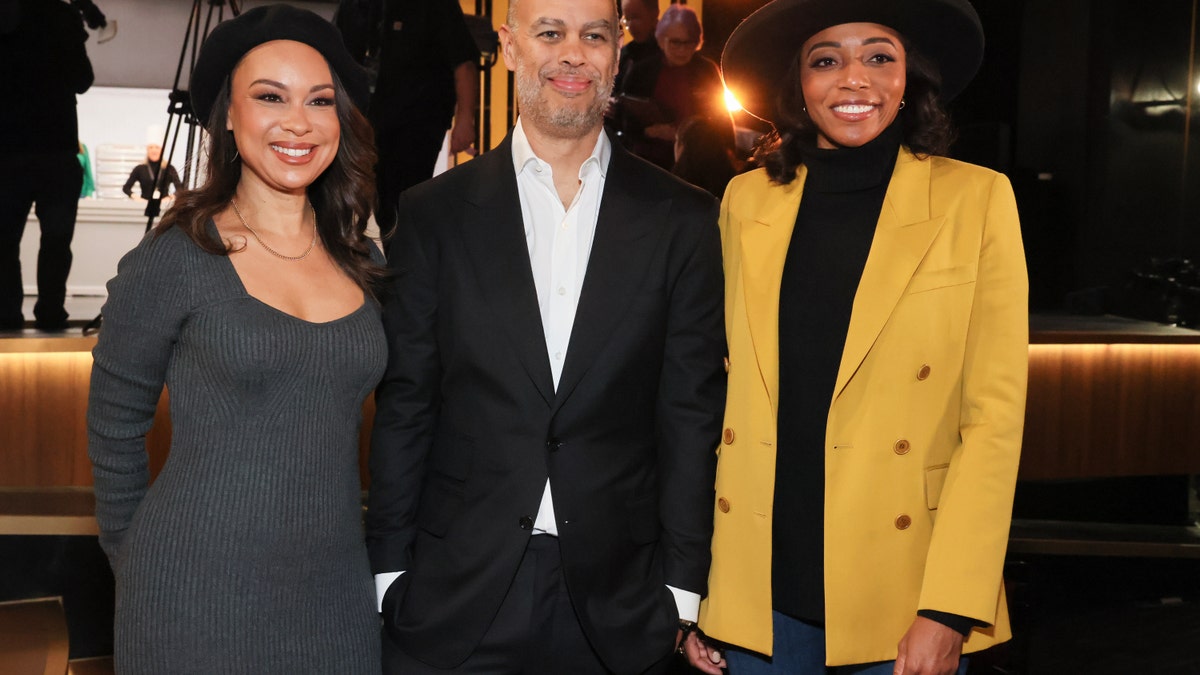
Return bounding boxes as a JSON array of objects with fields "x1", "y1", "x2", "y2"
[
  {"x1": 979, "y1": 555, "x2": 1200, "y2": 674},
  {"x1": 4, "y1": 536, "x2": 1199, "y2": 671}
]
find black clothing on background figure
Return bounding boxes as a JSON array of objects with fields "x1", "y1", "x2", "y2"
[
  {"x1": 615, "y1": 39, "x2": 661, "y2": 101},
  {"x1": 672, "y1": 116, "x2": 739, "y2": 199},
  {"x1": 0, "y1": 0, "x2": 93, "y2": 330},
  {"x1": 369, "y1": 0, "x2": 479, "y2": 239},
  {"x1": 606, "y1": 38, "x2": 663, "y2": 146},
  {"x1": 123, "y1": 163, "x2": 183, "y2": 200}
]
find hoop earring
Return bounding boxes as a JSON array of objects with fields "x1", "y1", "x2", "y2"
[
  {"x1": 899, "y1": 99, "x2": 906, "y2": 110},
  {"x1": 229, "y1": 148, "x2": 240, "y2": 164}
]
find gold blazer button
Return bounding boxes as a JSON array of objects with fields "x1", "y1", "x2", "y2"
[
  {"x1": 893, "y1": 439, "x2": 911, "y2": 455},
  {"x1": 722, "y1": 428, "x2": 735, "y2": 445},
  {"x1": 917, "y1": 364, "x2": 932, "y2": 381},
  {"x1": 895, "y1": 514, "x2": 912, "y2": 530},
  {"x1": 718, "y1": 497, "x2": 731, "y2": 513}
]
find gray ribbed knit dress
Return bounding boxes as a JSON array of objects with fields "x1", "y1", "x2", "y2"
[{"x1": 87, "y1": 225, "x2": 385, "y2": 674}]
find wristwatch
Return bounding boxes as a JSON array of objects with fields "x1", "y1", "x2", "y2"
[{"x1": 676, "y1": 620, "x2": 699, "y2": 654}]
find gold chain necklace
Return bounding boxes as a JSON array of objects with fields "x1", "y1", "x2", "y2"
[{"x1": 230, "y1": 198, "x2": 318, "y2": 262}]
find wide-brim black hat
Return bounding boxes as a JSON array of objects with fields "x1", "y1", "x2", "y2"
[
  {"x1": 722, "y1": 0, "x2": 984, "y2": 122},
  {"x1": 189, "y1": 4, "x2": 369, "y2": 127}
]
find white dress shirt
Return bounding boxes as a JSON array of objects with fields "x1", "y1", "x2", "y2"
[
  {"x1": 512, "y1": 117, "x2": 608, "y2": 537},
  {"x1": 377, "y1": 119, "x2": 698, "y2": 622}
]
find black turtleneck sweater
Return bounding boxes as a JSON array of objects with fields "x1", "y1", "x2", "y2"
[
  {"x1": 773, "y1": 124, "x2": 901, "y2": 624},
  {"x1": 773, "y1": 124, "x2": 976, "y2": 637}
]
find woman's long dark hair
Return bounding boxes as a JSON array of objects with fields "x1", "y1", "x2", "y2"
[
  {"x1": 155, "y1": 66, "x2": 384, "y2": 294},
  {"x1": 755, "y1": 42, "x2": 955, "y2": 185}
]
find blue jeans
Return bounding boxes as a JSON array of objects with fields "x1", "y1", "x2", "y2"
[{"x1": 724, "y1": 611, "x2": 970, "y2": 675}]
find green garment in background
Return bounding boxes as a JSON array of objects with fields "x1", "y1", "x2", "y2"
[{"x1": 78, "y1": 142, "x2": 94, "y2": 197}]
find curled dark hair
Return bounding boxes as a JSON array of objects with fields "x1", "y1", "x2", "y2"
[
  {"x1": 155, "y1": 65, "x2": 384, "y2": 294},
  {"x1": 755, "y1": 41, "x2": 955, "y2": 185}
]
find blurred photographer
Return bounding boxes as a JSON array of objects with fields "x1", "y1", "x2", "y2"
[{"x1": 0, "y1": 0, "x2": 95, "y2": 331}]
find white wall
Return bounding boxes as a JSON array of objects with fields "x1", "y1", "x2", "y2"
[{"x1": 84, "y1": 0, "x2": 336, "y2": 89}]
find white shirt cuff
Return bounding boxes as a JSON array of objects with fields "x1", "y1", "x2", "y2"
[
  {"x1": 667, "y1": 585, "x2": 700, "y2": 623},
  {"x1": 374, "y1": 571, "x2": 404, "y2": 613}
]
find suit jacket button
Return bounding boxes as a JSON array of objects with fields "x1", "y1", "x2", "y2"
[
  {"x1": 917, "y1": 364, "x2": 932, "y2": 380},
  {"x1": 722, "y1": 428, "x2": 735, "y2": 445},
  {"x1": 895, "y1": 514, "x2": 912, "y2": 530},
  {"x1": 893, "y1": 439, "x2": 911, "y2": 455},
  {"x1": 519, "y1": 516, "x2": 534, "y2": 530},
  {"x1": 546, "y1": 439, "x2": 563, "y2": 452},
  {"x1": 717, "y1": 497, "x2": 731, "y2": 513}
]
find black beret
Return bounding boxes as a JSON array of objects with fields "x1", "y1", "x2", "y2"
[{"x1": 189, "y1": 4, "x2": 369, "y2": 127}]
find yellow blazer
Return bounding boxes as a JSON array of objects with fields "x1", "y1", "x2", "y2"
[{"x1": 699, "y1": 148, "x2": 1028, "y2": 666}]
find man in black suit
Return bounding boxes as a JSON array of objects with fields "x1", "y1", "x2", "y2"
[{"x1": 366, "y1": 0, "x2": 725, "y2": 672}]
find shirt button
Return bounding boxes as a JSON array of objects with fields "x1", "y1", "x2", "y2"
[
  {"x1": 893, "y1": 439, "x2": 911, "y2": 455},
  {"x1": 895, "y1": 514, "x2": 912, "y2": 530},
  {"x1": 554, "y1": 352, "x2": 563, "y2": 360},
  {"x1": 917, "y1": 364, "x2": 932, "y2": 380},
  {"x1": 519, "y1": 515, "x2": 534, "y2": 530},
  {"x1": 722, "y1": 428, "x2": 735, "y2": 445},
  {"x1": 717, "y1": 497, "x2": 731, "y2": 513},
  {"x1": 557, "y1": 286, "x2": 567, "y2": 295}
]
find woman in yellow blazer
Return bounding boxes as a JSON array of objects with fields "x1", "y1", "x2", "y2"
[{"x1": 681, "y1": 1, "x2": 1028, "y2": 673}]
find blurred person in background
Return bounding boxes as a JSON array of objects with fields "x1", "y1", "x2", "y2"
[
  {"x1": 616, "y1": 4, "x2": 731, "y2": 170},
  {"x1": 614, "y1": 0, "x2": 661, "y2": 95},
  {"x1": 122, "y1": 127, "x2": 183, "y2": 200},
  {"x1": 0, "y1": 0, "x2": 94, "y2": 331},
  {"x1": 362, "y1": 0, "x2": 480, "y2": 249},
  {"x1": 672, "y1": 115, "x2": 739, "y2": 199}
]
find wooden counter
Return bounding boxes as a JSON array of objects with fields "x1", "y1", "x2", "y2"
[
  {"x1": 1, "y1": 314, "x2": 1196, "y2": 493},
  {"x1": 0, "y1": 488, "x2": 99, "y2": 536},
  {"x1": 1022, "y1": 314, "x2": 1200, "y2": 480}
]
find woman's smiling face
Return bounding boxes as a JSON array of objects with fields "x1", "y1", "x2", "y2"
[
  {"x1": 799, "y1": 22, "x2": 907, "y2": 150},
  {"x1": 225, "y1": 40, "x2": 341, "y2": 195}
]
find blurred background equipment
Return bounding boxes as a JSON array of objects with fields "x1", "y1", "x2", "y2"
[{"x1": 70, "y1": 0, "x2": 117, "y2": 43}]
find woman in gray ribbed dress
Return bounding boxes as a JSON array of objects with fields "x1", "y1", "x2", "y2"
[{"x1": 87, "y1": 7, "x2": 386, "y2": 672}]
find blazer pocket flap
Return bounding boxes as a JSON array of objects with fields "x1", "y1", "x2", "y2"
[
  {"x1": 906, "y1": 263, "x2": 978, "y2": 295},
  {"x1": 925, "y1": 463, "x2": 950, "y2": 510}
]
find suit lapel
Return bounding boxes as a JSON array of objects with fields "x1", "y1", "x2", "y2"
[
  {"x1": 832, "y1": 149, "x2": 945, "y2": 400},
  {"x1": 459, "y1": 138, "x2": 556, "y2": 405},
  {"x1": 740, "y1": 169, "x2": 805, "y2": 417},
  {"x1": 551, "y1": 145, "x2": 661, "y2": 413}
]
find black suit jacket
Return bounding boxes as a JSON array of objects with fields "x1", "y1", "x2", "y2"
[{"x1": 366, "y1": 133, "x2": 726, "y2": 674}]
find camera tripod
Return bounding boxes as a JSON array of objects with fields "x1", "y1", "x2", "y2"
[
  {"x1": 84, "y1": 0, "x2": 239, "y2": 335},
  {"x1": 143, "y1": 0, "x2": 241, "y2": 228}
]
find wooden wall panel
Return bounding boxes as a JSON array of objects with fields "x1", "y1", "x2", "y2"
[
  {"x1": 0, "y1": 352, "x2": 95, "y2": 487},
  {"x1": 6, "y1": 336, "x2": 1200, "y2": 488},
  {"x1": 1021, "y1": 344, "x2": 1200, "y2": 479}
]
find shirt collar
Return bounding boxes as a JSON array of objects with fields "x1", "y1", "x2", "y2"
[{"x1": 511, "y1": 117, "x2": 611, "y2": 181}]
